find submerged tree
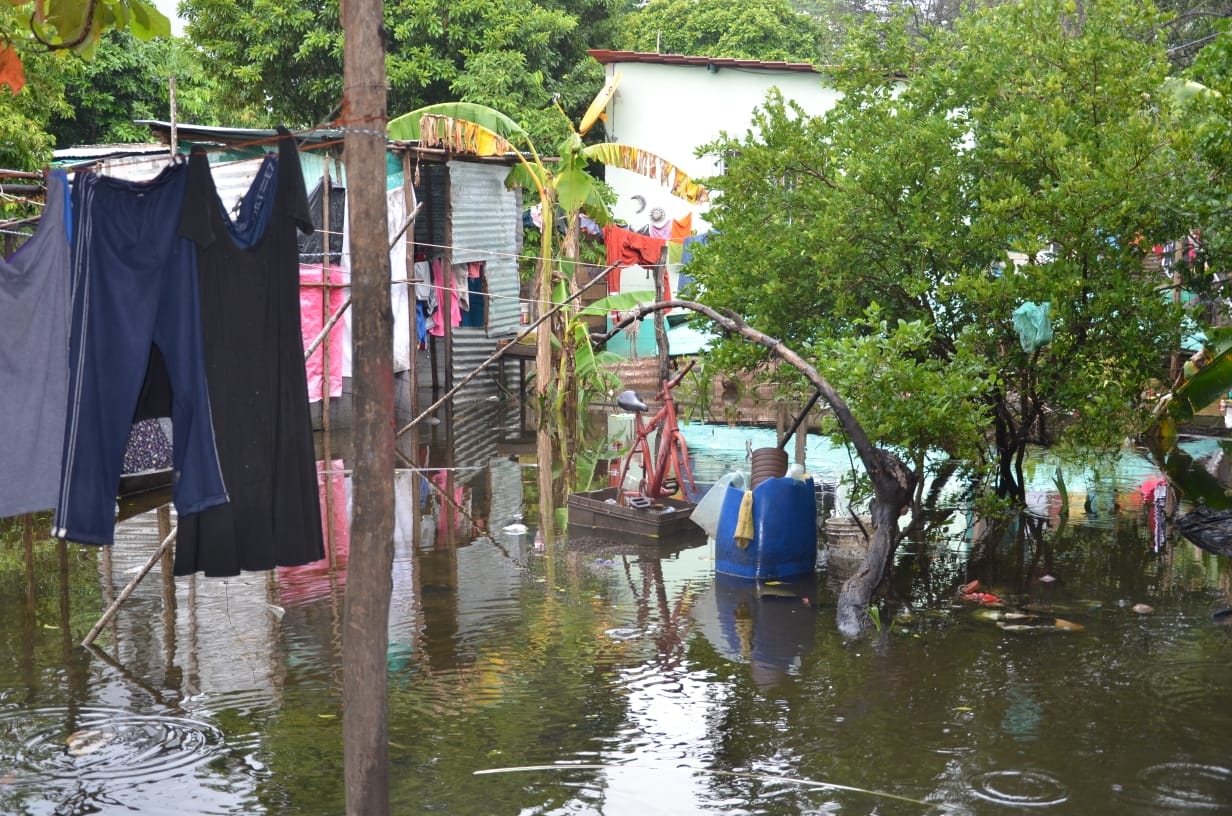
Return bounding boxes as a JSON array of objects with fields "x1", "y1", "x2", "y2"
[{"x1": 690, "y1": 0, "x2": 1191, "y2": 499}]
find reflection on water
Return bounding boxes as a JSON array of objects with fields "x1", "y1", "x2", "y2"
[{"x1": 2, "y1": 416, "x2": 1232, "y2": 815}]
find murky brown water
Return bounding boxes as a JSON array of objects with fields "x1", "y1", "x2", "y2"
[{"x1": 2, "y1": 414, "x2": 1231, "y2": 815}]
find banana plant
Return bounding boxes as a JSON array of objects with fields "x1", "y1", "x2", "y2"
[
  {"x1": 1150, "y1": 328, "x2": 1232, "y2": 450},
  {"x1": 387, "y1": 99, "x2": 707, "y2": 495}
]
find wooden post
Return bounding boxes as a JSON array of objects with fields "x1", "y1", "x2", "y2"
[
  {"x1": 322, "y1": 164, "x2": 334, "y2": 438},
  {"x1": 158, "y1": 505, "x2": 175, "y2": 662},
  {"x1": 341, "y1": 0, "x2": 394, "y2": 812},
  {"x1": 654, "y1": 251, "x2": 669, "y2": 387},
  {"x1": 82, "y1": 527, "x2": 177, "y2": 648},
  {"x1": 442, "y1": 165, "x2": 454, "y2": 392},
  {"x1": 23, "y1": 514, "x2": 34, "y2": 610}
]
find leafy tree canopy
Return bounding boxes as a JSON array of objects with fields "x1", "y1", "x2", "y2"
[
  {"x1": 623, "y1": 0, "x2": 826, "y2": 62},
  {"x1": 689, "y1": 0, "x2": 1191, "y2": 496},
  {"x1": 47, "y1": 30, "x2": 222, "y2": 147},
  {"x1": 0, "y1": 5, "x2": 72, "y2": 170},
  {"x1": 180, "y1": 0, "x2": 632, "y2": 144}
]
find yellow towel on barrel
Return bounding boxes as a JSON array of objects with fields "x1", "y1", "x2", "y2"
[{"x1": 735, "y1": 490, "x2": 754, "y2": 548}]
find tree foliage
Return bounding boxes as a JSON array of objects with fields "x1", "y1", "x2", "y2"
[
  {"x1": 179, "y1": 0, "x2": 630, "y2": 142},
  {"x1": 623, "y1": 0, "x2": 826, "y2": 62},
  {"x1": 47, "y1": 31, "x2": 221, "y2": 147},
  {"x1": 0, "y1": 5, "x2": 72, "y2": 169},
  {"x1": 1176, "y1": 18, "x2": 1232, "y2": 297},
  {"x1": 0, "y1": 0, "x2": 169, "y2": 97},
  {"x1": 789, "y1": 0, "x2": 1008, "y2": 62},
  {"x1": 1158, "y1": 0, "x2": 1232, "y2": 69},
  {"x1": 690, "y1": 0, "x2": 1190, "y2": 496}
]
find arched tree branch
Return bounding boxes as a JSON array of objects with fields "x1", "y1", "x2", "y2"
[{"x1": 603, "y1": 299, "x2": 917, "y2": 637}]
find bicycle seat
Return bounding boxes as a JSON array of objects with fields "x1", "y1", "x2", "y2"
[{"x1": 616, "y1": 390, "x2": 649, "y2": 413}]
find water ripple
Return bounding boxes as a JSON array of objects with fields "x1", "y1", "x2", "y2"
[
  {"x1": 0, "y1": 706, "x2": 224, "y2": 783},
  {"x1": 968, "y1": 769, "x2": 1069, "y2": 807},
  {"x1": 1139, "y1": 658, "x2": 1232, "y2": 714},
  {"x1": 1126, "y1": 762, "x2": 1232, "y2": 811}
]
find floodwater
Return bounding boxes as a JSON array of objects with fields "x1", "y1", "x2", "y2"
[{"x1": 2, "y1": 408, "x2": 1232, "y2": 815}]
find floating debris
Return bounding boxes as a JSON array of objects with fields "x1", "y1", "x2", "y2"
[
  {"x1": 66, "y1": 729, "x2": 114, "y2": 757},
  {"x1": 1132, "y1": 603, "x2": 1155, "y2": 615},
  {"x1": 757, "y1": 583, "x2": 799, "y2": 599},
  {"x1": 995, "y1": 622, "x2": 1039, "y2": 632},
  {"x1": 978, "y1": 608, "x2": 1083, "y2": 632},
  {"x1": 961, "y1": 592, "x2": 1004, "y2": 606}
]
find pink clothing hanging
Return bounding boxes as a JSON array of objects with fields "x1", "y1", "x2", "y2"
[
  {"x1": 299, "y1": 263, "x2": 345, "y2": 400},
  {"x1": 428, "y1": 256, "x2": 462, "y2": 337}
]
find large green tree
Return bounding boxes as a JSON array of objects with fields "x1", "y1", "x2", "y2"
[
  {"x1": 0, "y1": 0, "x2": 173, "y2": 169},
  {"x1": 180, "y1": 0, "x2": 631, "y2": 141},
  {"x1": 690, "y1": 0, "x2": 1191, "y2": 498},
  {"x1": 623, "y1": 0, "x2": 825, "y2": 62},
  {"x1": 47, "y1": 31, "x2": 222, "y2": 146}
]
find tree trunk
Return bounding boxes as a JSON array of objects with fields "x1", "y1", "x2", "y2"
[
  {"x1": 602, "y1": 300, "x2": 917, "y2": 638},
  {"x1": 834, "y1": 448, "x2": 915, "y2": 636},
  {"x1": 340, "y1": 2, "x2": 393, "y2": 814},
  {"x1": 653, "y1": 254, "x2": 670, "y2": 387},
  {"x1": 560, "y1": 214, "x2": 580, "y2": 485}
]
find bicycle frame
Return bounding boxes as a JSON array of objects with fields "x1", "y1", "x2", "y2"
[{"x1": 614, "y1": 359, "x2": 699, "y2": 504}]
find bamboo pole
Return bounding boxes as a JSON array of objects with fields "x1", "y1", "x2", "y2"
[{"x1": 81, "y1": 526, "x2": 177, "y2": 648}]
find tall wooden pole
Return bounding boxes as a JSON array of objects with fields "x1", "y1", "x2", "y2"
[
  {"x1": 535, "y1": 190, "x2": 558, "y2": 538},
  {"x1": 340, "y1": 0, "x2": 393, "y2": 814}
]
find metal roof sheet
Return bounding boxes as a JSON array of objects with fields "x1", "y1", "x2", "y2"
[{"x1": 587, "y1": 49, "x2": 821, "y2": 74}]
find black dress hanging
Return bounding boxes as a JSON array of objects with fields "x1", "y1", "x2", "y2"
[{"x1": 174, "y1": 127, "x2": 325, "y2": 576}]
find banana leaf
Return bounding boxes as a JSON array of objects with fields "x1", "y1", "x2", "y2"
[
  {"x1": 1164, "y1": 346, "x2": 1232, "y2": 423},
  {"x1": 388, "y1": 102, "x2": 526, "y2": 142},
  {"x1": 582, "y1": 143, "x2": 710, "y2": 204},
  {"x1": 579, "y1": 292, "x2": 652, "y2": 318}
]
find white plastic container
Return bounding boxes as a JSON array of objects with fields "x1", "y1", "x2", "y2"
[{"x1": 691, "y1": 470, "x2": 746, "y2": 538}]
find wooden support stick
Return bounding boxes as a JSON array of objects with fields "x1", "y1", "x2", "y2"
[{"x1": 81, "y1": 526, "x2": 177, "y2": 648}]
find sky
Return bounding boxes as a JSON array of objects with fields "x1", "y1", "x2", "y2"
[{"x1": 152, "y1": 0, "x2": 184, "y2": 35}]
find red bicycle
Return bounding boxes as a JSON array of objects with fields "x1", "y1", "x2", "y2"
[{"x1": 613, "y1": 359, "x2": 699, "y2": 506}]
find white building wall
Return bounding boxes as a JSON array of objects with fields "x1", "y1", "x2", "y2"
[{"x1": 598, "y1": 57, "x2": 842, "y2": 232}]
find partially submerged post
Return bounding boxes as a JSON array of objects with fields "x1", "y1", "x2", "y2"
[{"x1": 341, "y1": 0, "x2": 395, "y2": 814}]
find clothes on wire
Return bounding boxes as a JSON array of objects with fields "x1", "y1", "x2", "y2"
[
  {"x1": 428, "y1": 256, "x2": 462, "y2": 337},
  {"x1": 0, "y1": 169, "x2": 72, "y2": 517},
  {"x1": 174, "y1": 127, "x2": 324, "y2": 577},
  {"x1": 55, "y1": 160, "x2": 228, "y2": 546},
  {"x1": 603, "y1": 224, "x2": 666, "y2": 295}
]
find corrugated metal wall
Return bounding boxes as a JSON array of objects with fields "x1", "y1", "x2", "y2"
[
  {"x1": 449, "y1": 160, "x2": 522, "y2": 336},
  {"x1": 411, "y1": 163, "x2": 449, "y2": 253},
  {"x1": 442, "y1": 160, "x2": 532, "y2": 463},
  {"x1": 404, "y1": 162, "x2": 524, "y2": 409}
]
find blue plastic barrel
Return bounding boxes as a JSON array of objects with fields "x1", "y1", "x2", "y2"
[{"x1": 715, "y1": 476, "x2": 818, "y2": 579}]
